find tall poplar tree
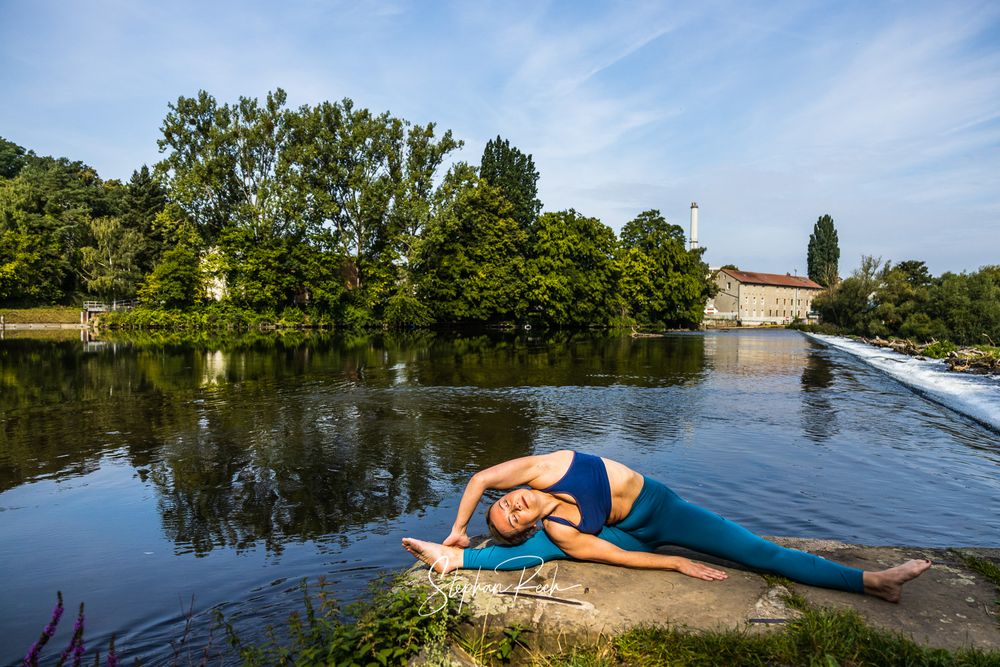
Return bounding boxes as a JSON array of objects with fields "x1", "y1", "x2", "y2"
[{"x1": 807, "y1": 214, "x2": 840, "y2": 287}]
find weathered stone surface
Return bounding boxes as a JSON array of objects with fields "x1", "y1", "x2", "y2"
[{"x1": 405, "y1": 538, "x2": 1000, "y2": 656}]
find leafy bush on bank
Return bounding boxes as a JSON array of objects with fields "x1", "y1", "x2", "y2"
[
  {"x1": 222, "y1": 577, "x2": 466, "y2": 666},
  {"x1": 812, "y1": 258, "x2": 1000, "y2": 347},
  {"x1": 98, "y1": 304, "x2": 336, "y2": 331}
]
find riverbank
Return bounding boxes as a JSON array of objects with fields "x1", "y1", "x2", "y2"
[
  {"x1": 402, "y1": 538, "x2": 1000, "y2": 665},
  {"x1": 0, "y1": 306, "x2": 82, "y2": 328},
  {"x1": 859, "y1": 336, "x2": 1000, "y2": 375},
  {"x1": 790, "y1": 323, "x2": 1000, "y2": 376}
]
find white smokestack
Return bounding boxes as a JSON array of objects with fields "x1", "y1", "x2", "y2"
[{"x1": 689, "y1": 202, "x2": 699, "y2": 250}]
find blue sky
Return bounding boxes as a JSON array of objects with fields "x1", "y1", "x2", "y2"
[{"x1": 2, "y1": 0, "x2": 998, "y2": 275}]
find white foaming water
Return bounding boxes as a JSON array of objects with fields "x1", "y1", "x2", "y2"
[{"x1": 807, "y1": 334, "x2": 1000, "y2": 432}]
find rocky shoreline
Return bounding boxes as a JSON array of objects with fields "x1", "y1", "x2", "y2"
[{"x1": 860, "y1": 336, "x2": 1000, "y2": 375}]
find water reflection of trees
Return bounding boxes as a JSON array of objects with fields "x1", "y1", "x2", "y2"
[
  {"x1": 799, "y1": 342, "x2": 839, "y2": 443},
  {"x1": 0, "y1": 331, "x2": 707, "y2": 555}
]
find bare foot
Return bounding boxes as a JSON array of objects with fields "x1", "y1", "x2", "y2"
[
  {"x1": 402, "y1": 537, "x2": 463, "y2": 574},
  {"x1": 864, "y1": 559, "x2": 932, "y2": 602}
]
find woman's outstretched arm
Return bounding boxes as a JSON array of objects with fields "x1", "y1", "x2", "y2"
[
  {"x1": 545, "y1": 523, "x2": 728, "y2": 581},
  {"x1": 403, "y1": 525, "x2": 654, "y2": 573},
  {"x1": 443, "y1": 454, "x2": 553, "y2": 547}
]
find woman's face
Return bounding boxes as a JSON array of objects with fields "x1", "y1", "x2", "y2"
[{"x1": 489, "y1": 488, "x2": 541, "y2": 539}]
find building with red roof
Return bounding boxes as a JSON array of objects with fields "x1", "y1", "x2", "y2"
[{"x1": 709, "y1": 268, "x2": 825, "y2": 325}]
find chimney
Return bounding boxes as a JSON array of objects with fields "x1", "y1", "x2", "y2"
[{"x1": 689, "y1": 202, "x2": 699, "y2": 250}]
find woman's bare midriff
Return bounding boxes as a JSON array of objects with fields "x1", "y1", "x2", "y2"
[{"x1": 602, "y1": 457, "x2": 645, "y2": 523}]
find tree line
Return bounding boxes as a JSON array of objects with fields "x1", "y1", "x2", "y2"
[
  {"x1": 812, "y1": 256, "x2": 1000, "y2": 347},
  {"x1": 800, "y1": 214, "x2": 997, "y2": 348},
  {"x1": 0, "y1": 88, "x2": 715, "y2": 329}
]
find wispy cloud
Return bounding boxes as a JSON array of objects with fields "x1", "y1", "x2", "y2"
[{"x1": 1, "y1": 0, "x2": 997, "y2": 273}]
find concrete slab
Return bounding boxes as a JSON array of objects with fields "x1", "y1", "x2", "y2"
[{"x1": 405, "y1": 538, "x2": 1000, "y2": 656}]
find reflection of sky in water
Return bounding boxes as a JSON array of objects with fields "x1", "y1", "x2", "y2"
[{"x1": 0, "y1": 330, "x2": 998, "y2": 663}]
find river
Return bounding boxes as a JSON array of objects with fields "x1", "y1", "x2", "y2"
[{"x1": 1, "y1": 329, "x2": 998, "y2": 664}]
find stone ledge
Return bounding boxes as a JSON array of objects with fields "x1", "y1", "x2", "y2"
[{"x1": 405, "y1": 538, "x2": 999, "y2": 655}]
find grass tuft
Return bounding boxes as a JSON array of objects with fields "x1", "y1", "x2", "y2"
[
  {"x1": 955, "y1": 552, "x2": 1000, "y2": 590},
  {"x1": 1, "y1": 306, "x2": 81, "y2": 324},
  {"x1": 539, "y1": 607, "x2": 1000, "y2": 667},
  {"x1": 760, "y1": 574, "x2": 810, "y2": 611}
]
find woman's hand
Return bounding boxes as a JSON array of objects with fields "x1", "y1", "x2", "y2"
[
  {"x1": 674, "y1": 557, "x2": 728, "y2": 581},
  {"x1": 442, "y1": 530, "x2": 471, "y2": 548}
]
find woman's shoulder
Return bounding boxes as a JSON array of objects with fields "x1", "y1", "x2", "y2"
[{"x1": 526, "y1": 450, "x2": 575, "y2": 487}]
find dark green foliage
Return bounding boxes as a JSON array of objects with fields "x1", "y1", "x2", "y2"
[
  {"x1": 479, "y1": 135, "x2": 541, "y2": 231},
  {"x1": 2, "y1": 92, "x2": 731, "y2": 331},
  {"x1": 384, "y1": 280, "x2": 434, "y2": 329},
  {"x1": 807, "y1": 214, "x2": 840, "y2": 287},
  {"x1": 120, "y1": 165, "x2": 167, "y2": 273},
  {"x1": 223, "y1": 577, "x2": 466, "y2": 667},
  {"x1": 929, "y1": 268, "x2": 1000, "y2": 346},
  {"x1": 616, "y1": 210, "x2": 717, "y2": 328},
  {"x1": 526, "y1": 209, "x2": 618, "y2": 327},
  {"x1": 414, "y1": 171, "x2": 528, "y2": 323},
  {"x1": 79, "y1": 216, "x2": 144, "y2": 299},
  {"x1": 138, "y1": 246, "x2": 203, "y2": 308},
  {"x1": 291, "y1": 98, "x2": 461, "y2": 314},
  {"x1": 0, "y1": 152, "x2": 112, "y2": 303},
  {"x1": 814, "y1": 256, "x2": 1000, "y2": 346},
  {"x1": 0, "y1": 136, "x2": 28, "y2": 178},
  {"x1": 813, "y1": 255, "x2": 885, "y2": 335}
]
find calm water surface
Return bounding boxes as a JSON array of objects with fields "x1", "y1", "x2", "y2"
[{"x1": 1, "y1": 329, "x2": 998, "y2": 664}]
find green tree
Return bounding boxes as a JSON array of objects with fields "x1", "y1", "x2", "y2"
[
  {"x1": 79, "y1": 216, "x2": 144, "y2": 299},
  {"x1": 525, "y1": 209, "x2": 617, "y2": 327},
  {"x1": 479, "y1": 135, "x2": 541, "y2": 232},
  {"x1": 813, "y1": 255, "x2": 884, "y2": 334},
  {"x1": 927, "y1": 268, "x2": 1000, "y2": 345},
  {"x1": 158, "y1": 88, "x2": 312, "y2": 244},
  {"x1": 293, "y1": 99, "x2": 403, "y2": 298},
  {"x1": 616, "y1": 210, "x2": 716, "y2": 327},
  {"x1": 0, "y1": 137, "x2": 27, "y2": 179},
  {"x1": 138, "y1": 245, "x2": 203, "y2": 308},
  {"x1": 292, "y1": 99, "x2": 460, "y2": 315},
  {"x1": 0, "y1": 154, "x2": 111, "y2": 303},
  {"x1": 121, "y1": 165, "x2": 167, "y2": 273},
  {"x1": 414, "y1": 168, "x2": 527, "y2": 323},
  {"x1": 810, "y1": 257, "x2": 999, "y2": 345},
  {"x1": 156, "y1": 90, "x2": 238, "y2": 244},
  {"x1": 870, "y1": 260, "x2": 935, "y2": 338},
  {"x1": 807, "y1": 214, "x2": 840, "y2": 287}
]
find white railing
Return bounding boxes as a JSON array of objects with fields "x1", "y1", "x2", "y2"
[{"x1": 83, "y1": 299, "x2": 140, "y2": 312}]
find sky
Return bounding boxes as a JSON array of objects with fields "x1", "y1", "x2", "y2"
[{"x1": 1, "y1": 0, "x2": 998, "y2": 275}]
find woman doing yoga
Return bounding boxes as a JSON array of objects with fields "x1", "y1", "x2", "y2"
[{"x1": 402, "y1": 451, "x2": 930, "y2": 602}]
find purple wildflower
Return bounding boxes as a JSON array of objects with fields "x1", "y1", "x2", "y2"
[
  {"x1": 23, "y1": 591, "x2": 64, "y2": 667},
  {"x1": 104, "y1": 635, "x2": 119, "y2": 667},
  {"x1": 56, "y1": 603, "x2": 85, "y2": 667}
]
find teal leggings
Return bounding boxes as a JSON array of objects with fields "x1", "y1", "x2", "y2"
[{"x1": 463, "y1": 477, "x2": 864, "y2": 593}]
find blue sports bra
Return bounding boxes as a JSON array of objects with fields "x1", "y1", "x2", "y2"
[{"x1": 543, "y1": 452, "x2": 612, "y2": 535}]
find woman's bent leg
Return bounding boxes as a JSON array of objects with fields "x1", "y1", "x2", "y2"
[
  {"x1": 618, "y1": 478, "x2": 863, "y2": 593},
  {"x1": 463, "y1": 525, "x2": 652, "y2": 571}
]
